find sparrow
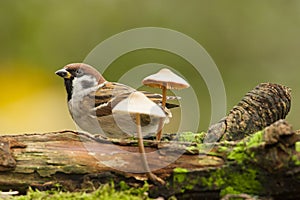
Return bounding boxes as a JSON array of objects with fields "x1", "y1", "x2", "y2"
[{"x1": 55, "y1": 63, "x2": 177, "y2": 138}]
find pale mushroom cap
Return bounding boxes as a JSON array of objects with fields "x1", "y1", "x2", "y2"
[
  {"x1": 112, "y1": 91, "x2": 166, "y2": 118},
  {"x1": 142, "y1": 68, "x2": 190, "y2": 89}
]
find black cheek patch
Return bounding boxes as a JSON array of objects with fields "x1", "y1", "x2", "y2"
[{"x1": 64, "y1": 78, "x2": 73, "y2": 102}]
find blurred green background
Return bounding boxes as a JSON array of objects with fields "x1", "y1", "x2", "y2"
[{"x1": 1, "y1": 0, "x2": 300, "y2": 134}]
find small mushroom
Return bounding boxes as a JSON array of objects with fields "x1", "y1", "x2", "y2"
[
  {"x1": 142, "y1": 68, "x2": 190, "y2": 140},
  {"x1": 112, "y1": 91, "x2": 166, "y2": 184}
]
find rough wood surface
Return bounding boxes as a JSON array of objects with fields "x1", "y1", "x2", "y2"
[{"x1": 1, "y1": 120, "x2": 300, "y2": 199}]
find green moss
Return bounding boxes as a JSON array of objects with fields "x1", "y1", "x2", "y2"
[
  {"x1": 201, "y1": 176, "x2": 212, "y2": 188},
  {"x1": 292, "y1": 155, "x2": 300, "y2": 166},
  {"x1": 295, "y1": 142, "x2": 300, "y2": 152},
  {"x1": 185, "y1": 143, "x2": 213, "y2": 154},
  {"x1": 184, "y1": 179, "x2": 199, "y2": 190},
  {"x1": 173, "y1": 167, "x2": 189, "y2": 173},
  {"x1": 173, "y1": 170, "x2": 188, "y2": 184},
  {"x1": 201, "y1": 168, "x2": 262, "y2": 197},
  {"x1": 185, "y1": 145, "x2": 199, "y2": 153},
  {"x1": 174, "y1": 177, "x2": 186, "y2": 193},
  {"x1": 118, "y1": 181, "x2": 130, "y2": 190},
  {"x1": 11, "y1": 183, "x2": 151, "y2": 200},
  {"x1": 220, "y1": 186, "x2": 240, "y2": 197},
  {"x1": 246, "y1": 131, "x2": 263, "y2": 148},
  {"x1": 178, "y1": 132, "x2": 206, "y2": 143},
  {"x1": 227, "y1": 144, "x2": 248, "y2": 164},
  {"x1": 217, "y1": 146, "x2": 229, "y2": 153},
  {"x1": 201, "y1": 169, "x2": 225, "y2": 188},
  {"x1": 172, "y1": 168, "x2": 201, "y2": 193},
  {"x1": 220, "y1": 132, "x2": 263, "y2": 196},
  {"x1": 227, "y1": 131, "x2": 263, "y2": 164}
]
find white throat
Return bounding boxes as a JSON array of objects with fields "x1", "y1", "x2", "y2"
[
  {"x1": 72, "y1": 75, "x2": 98, "y2": 95},
  {"x1": 68, "y1": 75, "x2": 104, "y2": 133}
]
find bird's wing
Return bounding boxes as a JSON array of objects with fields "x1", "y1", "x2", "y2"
[
  {"x1": 141, "y1": 91, "x2": 180, "y2": 109},
  {"x1": 86, "y1": 82, "x2": 179, "y2": 118},
  {"x1": 85, "y1": 82, "x2": 136, "y2": 117},
  {"x1": 92, "y1": 82, "x2": 135, "y2": 107}
]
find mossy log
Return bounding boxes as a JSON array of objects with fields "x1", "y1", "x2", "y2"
[{"x1": 1, "y1": 120, "x2": 300, "y2": 199}]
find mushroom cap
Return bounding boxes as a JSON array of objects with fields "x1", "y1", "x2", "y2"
[
  {"x1": 112, "y1": 91, "x2": 166, "y2": 118},
  {"x1": 142, "y1": 68, "x2": 190, "y2": 90}
]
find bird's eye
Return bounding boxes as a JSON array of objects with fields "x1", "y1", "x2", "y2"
[{"x1": 76, "y1": 69, "x2": 84, "y2": 76}]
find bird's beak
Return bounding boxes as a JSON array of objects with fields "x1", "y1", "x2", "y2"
[{"x1": 55, "y1": 69, "x2": 72, "y2": 79}]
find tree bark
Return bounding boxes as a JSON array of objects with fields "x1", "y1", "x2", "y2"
[{"x1": 0, "y1": 120, "x2": 300, "y2": 199}]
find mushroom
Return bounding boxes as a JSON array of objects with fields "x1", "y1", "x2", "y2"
[
  {"x1": 112, "y1": 91, "x2": 166, "y2": 184},
  {"x1": 142, "y1": 68, "x2": 190, "y2": 140}
]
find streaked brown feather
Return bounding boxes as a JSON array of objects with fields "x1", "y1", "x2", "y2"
[{"x1": 85, "y1": 82, "x2": 179, "y2": 118}]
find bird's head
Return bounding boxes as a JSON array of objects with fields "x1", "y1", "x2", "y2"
[
  {"x1": 56, "y1": 63, "x2": 106, "y2": 83},
  {"x1": 55, "y1": 63, "x2": 106, "y2": 101}
]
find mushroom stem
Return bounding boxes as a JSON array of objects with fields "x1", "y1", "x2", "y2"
[
  {"x1": 136, "y1": 113, "x2": 165, "y2": 185},
  {"x1": 136, "y1": 113, "x2": 147, "y2": 166},
  {"x1": 156, "y1": 86, "x2": 167, "y2": 141},
  {"x1": 161, "y1": 86, "x2": 167, "y2": 108},
  {"x1": 156, "y1": 120, "x2": 164, "y2": 141},
  {"x1": 156, "y1": 87, "x2": 167, "y2": 141}
]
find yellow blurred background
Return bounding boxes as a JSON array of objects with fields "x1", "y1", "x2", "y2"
[{"x1": 1, "y1": 1, "x2": 300, "y2": 134}]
